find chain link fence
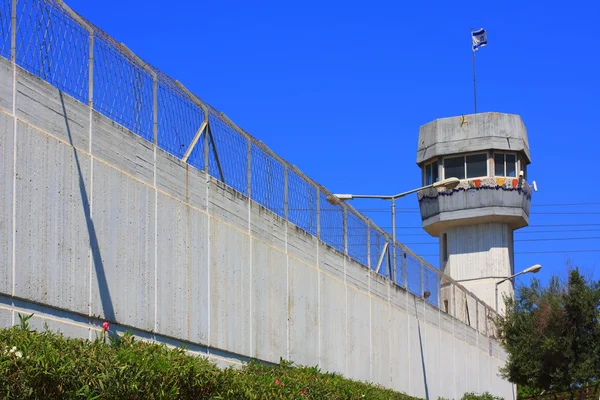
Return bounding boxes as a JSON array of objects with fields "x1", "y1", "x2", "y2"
[{"x1": 1, "y1": 0, "x2": 497, "y2": 336}]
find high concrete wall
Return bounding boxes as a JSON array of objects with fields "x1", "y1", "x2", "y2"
[{"x1": 0, "y1": 56, "x2": 514, "y2": 399}]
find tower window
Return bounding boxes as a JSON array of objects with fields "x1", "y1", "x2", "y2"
[
  {"x1": 443, "y1": 153, "x2": 488, "y2": 180},
  {"x1": 494, "y1": 152, "x2": 518, "y2": 177},
  {"x1": 424, "y1": 161, "x2": 439, "y2": 185},
  {"x1": 444, "y1": 156, "x2": 465, "y2": 180},
  {"x1": 466, "y1": 153, "x2": 488, "y2": 178}
]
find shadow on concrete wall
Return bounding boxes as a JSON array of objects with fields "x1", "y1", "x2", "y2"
[
  {"x1": 59, "y1": 91, "x2": 115, "y2": 322},
  {"x1": 414, "y1": 296, "x2": 430, "y2": 400}
]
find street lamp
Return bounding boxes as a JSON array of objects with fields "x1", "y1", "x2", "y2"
[
  {"x1": 328, "y1": 177, "x2": 460, "y2": 281},
  {"x1": 495, "y1": 264, "x2": 542, "y2": 312}
]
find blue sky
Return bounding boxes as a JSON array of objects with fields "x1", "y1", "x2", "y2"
[{"x1": 68, "y1": 0, "x2": 600, "y2": 287}]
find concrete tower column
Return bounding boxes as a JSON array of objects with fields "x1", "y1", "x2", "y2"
[{"x1": 415, "y1": 113, "x2": 532, "y2": 315}]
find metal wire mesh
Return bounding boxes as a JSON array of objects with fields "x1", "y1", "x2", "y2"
[
  {"x1": 319, "y1": 192, "x2": 344, "y2": 253},
  {"x1": 346, "y1": 210, "x2": 368, "y2": 266},
  {"x1": 16, "y1": 0, "x2": 88, "y2": 103},
  {"x1": 288, "y1": 169, "x2": 317, "y2": 235},
  {"x1": 209, "y1": 113, "x2": 249, "y2": 196},
  {"x1": 157, "y1": 81, "x2": 205, "y2": 161},
  {"x1": 94, "y1": 33, "x2": 153, "y2": 141},
  {"x1": 250, "y1": 142, "x2": 284, "y2": 215},
  {"x1": 2, "y1": 0, "x2": 498, "y2": 334},
  {"x1": 392, "y1": 245, "x2": 404, "y2": 287},
  {"x1": 370, "y1": 227, "x2": 389, "y2": 278},
  {"x1": 406, "y1": 255, "x2": 422, "y2": 297},
  {"x1": 424, "y1": 266, "x2": 440, "y2": 307},
  {"x1": 0, "y1": 0, "x2": 11, "y2": 58}
]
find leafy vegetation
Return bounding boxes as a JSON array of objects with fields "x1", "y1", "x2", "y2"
[
  {"x1": 495, "y1": 267, "x2": 600, "y2": 391},
  {"x1": 459, "y1": 393, "x2": 504, "y2": 400},
  {"x1": 0, "y1": 314, "x2": 419, "y2": 399}
]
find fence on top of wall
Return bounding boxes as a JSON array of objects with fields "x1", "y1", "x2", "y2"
[{"x1": 0, "y1": 0, "x2": 498, "y2": 337}]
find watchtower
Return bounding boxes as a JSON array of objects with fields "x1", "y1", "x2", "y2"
[{"x1": 416, "y1": 112, "x2": 532, "y2": 315}]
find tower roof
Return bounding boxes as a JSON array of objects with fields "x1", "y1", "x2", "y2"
[{"x1": 416, "y1": 112, "x2": 530, "y2": 165}]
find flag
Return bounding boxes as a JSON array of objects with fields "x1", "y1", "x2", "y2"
[{"x1": 472, "y1": 28, "x2": 487, "y2": 51}]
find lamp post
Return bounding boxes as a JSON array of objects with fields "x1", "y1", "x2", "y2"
[
  {"x1": 495, "y1": 264, "x2": 542, "y2": 312},
  {"x1": 328, "y1": 177, "x2": 460, "y2": 282}
]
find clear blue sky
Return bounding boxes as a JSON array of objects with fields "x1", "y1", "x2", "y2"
[{"x1": 68, "y1": 0, "x2": 600, "y2": 287}]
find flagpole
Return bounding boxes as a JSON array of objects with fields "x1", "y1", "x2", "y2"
[{"x1": 471, "y1": 29, "x2": 477, "y2": 114}]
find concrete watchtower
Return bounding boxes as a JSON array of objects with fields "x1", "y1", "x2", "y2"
[{"x1": 416, "y1": 112, "x2": 532, "y2": 315}]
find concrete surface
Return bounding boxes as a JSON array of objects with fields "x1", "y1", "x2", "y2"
[{"x1": 416, "y1": 113, "x2": 530, "y2": 165}]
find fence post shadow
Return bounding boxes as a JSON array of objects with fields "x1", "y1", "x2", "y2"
[
  {"x1": 414, "y1": 296, "x2": 430, "y2": 400},
  {"x1": 59, "y1": 90, "x2": 115, "y2": 322}
]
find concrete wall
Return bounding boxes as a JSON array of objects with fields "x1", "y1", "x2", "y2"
[{"x1": 0, "y1": 56, "x2": 514, "y2": 399}]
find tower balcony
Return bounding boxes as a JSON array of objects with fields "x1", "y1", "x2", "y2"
[{"x1": 417, "y1": 177, "x2": 532, "y2": 236}]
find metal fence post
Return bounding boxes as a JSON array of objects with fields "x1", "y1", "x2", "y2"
[
  {"x1": 343, "y1": 206, "x2": 348, "y2": 256},
  {"x1": 204, "y1": 118, "x2": 209, "y2": 173},
  {"x1": 475, "y1": 301, "x2": 480, "y2": 333},
  {"x1": 10, "y1": 0, "x2": 16, "y2": 63},
  {"x1": 438, "y1": 272, "x2": 442, "y2": 311},
  {"x1": 366, "y1": 221, "x2": 371, "y2": 270},
  {"x1": 88, "y1": 35, "x2": 94, "y2": 111},
  {"x1": 316, "y1": 189, "x2": 320, "y2": 240},
  {"x1": 420, "y1": 262, "x2": 425, "y2": 298},
  {"x1": 391, "y1": 198, "x2": 396, "y2": 282},
  {"x1": 452, "y1": 283, "x2": 457, "y2": 319},
  {"x1": 402, "y1": 252, "x2": 408, "y2": 289},
  {"x1": 284, "y1": 166, "x2": 288, "y2": 220},
  {"x1": 152, "y1": 78, "x2": 157, "y2": 145},
  {"x1": 247, "y1": 139, "x2": 251, "y2": 199}
]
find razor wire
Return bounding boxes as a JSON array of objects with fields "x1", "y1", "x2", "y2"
[{"x1": 1, "y1": 0, "x2": 498, "y2": 334}]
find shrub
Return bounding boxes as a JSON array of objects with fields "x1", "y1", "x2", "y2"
[
  {"x1": 460, "y1": 392, "x2": 504, "y2": 400},
  {"x1": 0, "y1": 314, "x2": 418, "y2": 399}
]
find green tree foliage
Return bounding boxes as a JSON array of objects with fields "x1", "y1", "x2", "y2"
[{"x1": 495, "y1": 268, "x2": 600, "y2": 391}]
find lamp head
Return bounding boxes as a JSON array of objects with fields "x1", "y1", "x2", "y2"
[
  {"x1": 433, "y1": 177, "x2": 460, "y2": 191},
  {"x1": 423, "y1": 290, "x2": 431, "y2": 299},
  {"x1": 524, "y1": 264, "x2": 542, "y2": 274},
  {"x1": 327, "y1": 194, "x2": 353, "y2": 205}
]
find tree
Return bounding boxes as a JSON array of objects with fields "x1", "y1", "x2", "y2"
[{"x1": 495, "y1": 268, "x2": 600, "y2": 391}]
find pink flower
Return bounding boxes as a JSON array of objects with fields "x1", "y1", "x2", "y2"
[
  {"x1": 102, "y1": 322, "x2": 110, "y2": 332},
  {"x1": 275, "y1": 379, "x2": 280, "y2": 386},
  {"x1": 300, "y1": 391, "x2": 307, "y2": 396}
]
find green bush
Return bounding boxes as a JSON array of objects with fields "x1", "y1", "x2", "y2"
[
  {"x1": 0, "y1": 314, "x2": 418, "y2": 399},
  {"x1": 516, "y1": 385, "x2": 543, "y2": 399},
  {"x1": 438, "y1": 393, "x2": 504, "y2": 400},
  {"x1": 460, "y1": 392, "x2": 504, "y2": 400}
]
